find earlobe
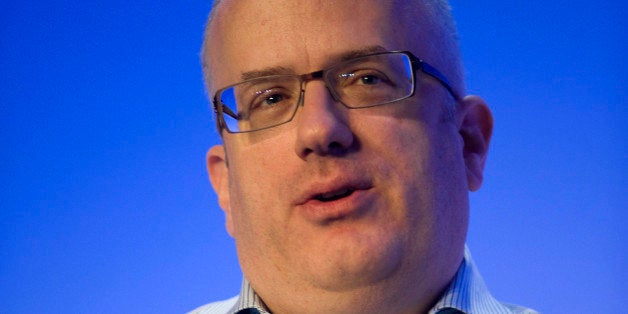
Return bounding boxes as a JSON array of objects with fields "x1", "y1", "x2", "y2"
[
  {"x1": 207, "y1": 145, "x2": 235, "y2": 236},
  {"x1": 458, "y1": 95, "x2": 493, "y2": 191}
]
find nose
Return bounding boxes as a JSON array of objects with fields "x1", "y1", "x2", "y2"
[{"x1": 294, "y1": 81, "x2": 355, "y2": 159}]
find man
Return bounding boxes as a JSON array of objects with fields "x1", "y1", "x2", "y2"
[{"x1": 193, "y1": 0, "x2": 536, "y2": 313}]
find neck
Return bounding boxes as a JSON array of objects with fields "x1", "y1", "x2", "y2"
[{"x1": 249, "y1": 259, "x2": 458, "y2": 314}]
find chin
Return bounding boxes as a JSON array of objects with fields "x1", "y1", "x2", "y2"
[{"x1": 304, "y1": 231, "x2": 405, "y2": 292}]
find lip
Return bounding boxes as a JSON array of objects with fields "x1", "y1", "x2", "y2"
[{"x1": 295, "y1": 178, "x2": 374, "y2": 223}]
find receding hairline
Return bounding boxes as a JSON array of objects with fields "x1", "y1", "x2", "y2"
[{"x1": 200, "y1": 0, "x2": 465, "y2": 97}]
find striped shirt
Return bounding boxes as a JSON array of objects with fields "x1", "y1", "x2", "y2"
[{"x1": 189, "y1": 247, "x2": 537, "y2": 314}]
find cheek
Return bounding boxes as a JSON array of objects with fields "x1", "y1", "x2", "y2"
[
  {"x1": 367, "y1": 112, "x2": 467, "y2": 215},
  {"x1": 227, "y1": 161, "x2": 288, "y2": 270},
  {"x1": 356, "y1": 116, "x2": 433, "y2": 215},
  {"x1": 225, "y1": 137, "x2": 296, "y2": 233}
]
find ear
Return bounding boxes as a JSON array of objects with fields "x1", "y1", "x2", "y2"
[
  {"x1": 457, "y1": 95, "x2": 493, "y2": 191},
  {"x1": 207, "y1": 145, "x2": 235, "y2": 236}
]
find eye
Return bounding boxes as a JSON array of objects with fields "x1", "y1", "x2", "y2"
[
  {"x1": 244, "y1": 86, "x2": 297, "y2": 121},
  {"x1": 251, "y1": 88, "x2": 291, "y2": 109},
  {"x1": 262, "y1": 93, "x2": 285, "y2": 106},
  {"x1": 359, "y1": 74, "x2": 383, "y2": 85},
  {"x1": 338, "y1": 69, "x2": 391, "y2": 88}
]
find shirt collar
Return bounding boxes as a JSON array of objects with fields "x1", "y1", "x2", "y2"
[
  {"x1": 230, "y1": 246, "x2": 509, "y2": 314},
  {"x1": 428, "y1": 246, "x2": 512, "y2": 313},
  {"x1": 230, "y1": 279, "x2": 270, "y2": 314}
]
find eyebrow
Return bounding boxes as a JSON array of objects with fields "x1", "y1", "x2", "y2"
[
  {"x1": 241, "y1": 66, "x2": 293, "y2": 81},
  {"x1": 336, "y1": 45, "x2": 388, "y2": 62},
  {"x1": 239, "y1": 45, "x2": 389, "y2": 81}
]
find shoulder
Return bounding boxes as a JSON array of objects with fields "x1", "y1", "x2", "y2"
[{"x1": 187, "y1": 296, "x2": 239, "y2": 314}]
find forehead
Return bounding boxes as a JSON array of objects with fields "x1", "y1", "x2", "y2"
[{"x1": 205, "y1": 0, "x2": 429, "y2": 91}]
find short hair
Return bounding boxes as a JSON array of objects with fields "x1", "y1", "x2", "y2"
[
  {"x1": 413, "y1": 0, "x2": 464, "y2": 94},
  {"x1": 200, "y1": 0, "x2": 464, "y2": 102}
]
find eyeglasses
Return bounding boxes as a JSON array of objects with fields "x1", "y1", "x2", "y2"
[{"x1": 212, "y1": 51, "x2": 458, "y2": 133}]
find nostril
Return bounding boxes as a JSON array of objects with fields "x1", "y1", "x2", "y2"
[{"x1": 327, "y1": 141, "x2": 348, "y2": 156}]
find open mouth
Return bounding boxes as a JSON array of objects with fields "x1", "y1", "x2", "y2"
[{"x1": 314, "y1": 189, "x2": 354, "y2": 202}]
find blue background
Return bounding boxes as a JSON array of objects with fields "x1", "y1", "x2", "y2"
[{"x1": 1, "y1": 1, "x2": 625, "y2": 313}]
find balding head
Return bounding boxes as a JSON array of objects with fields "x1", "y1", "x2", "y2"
[{"x1": 201, "y1": 0, "x2": 465, "y2": 98}]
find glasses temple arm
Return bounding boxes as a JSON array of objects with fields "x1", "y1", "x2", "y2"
[
  {"x1": 213, "y1": 98, "x2": 239, "y2": 119},
  {"x1": 418, "y1": 61, "x2": 461, "y2": 101}
]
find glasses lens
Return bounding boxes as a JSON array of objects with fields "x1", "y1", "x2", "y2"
[
  {"x1": 215, "y1": 53, "x2": 417, "y2": 133},
  {"x1": 327, "y1": 53, "x2": 414, "y2": 108},
  {"x1": 218, "y1": 75, "x2": 301, "y2": 132}
]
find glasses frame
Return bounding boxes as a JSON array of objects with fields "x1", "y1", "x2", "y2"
[{"x1": 212, "y1": 50, "x2": 459, "y2": 133}]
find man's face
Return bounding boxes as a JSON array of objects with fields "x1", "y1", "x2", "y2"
[{"x1": 205, "y1": 0, "x2": 490, "y2": 305}]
